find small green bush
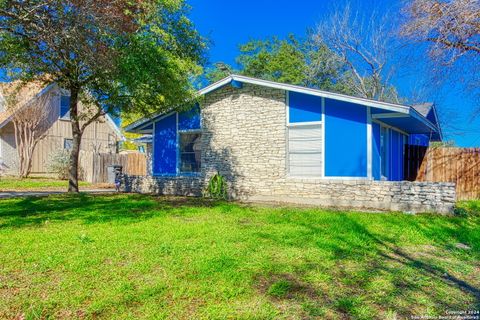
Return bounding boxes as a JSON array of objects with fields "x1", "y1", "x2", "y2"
[
  {"x1": 455, "y1": 200, "x2": 480, "y2": 217},
  {"x1": 453, "y1": 207, "x2": 469, "y2": 217},
  {"x1": 203, "y1": 173, "x2": 228, "y2": 200},
  {"x1": 47, "y1": 149, "x2": 71, "y2": 180}
]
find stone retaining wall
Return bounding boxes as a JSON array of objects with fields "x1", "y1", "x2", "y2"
[
  {"x1": 123, "y1": 175, "x2": 203, "y2": 197},
  {"x1": 123, "y1": 175, "x2": 456, "y2": 214}
]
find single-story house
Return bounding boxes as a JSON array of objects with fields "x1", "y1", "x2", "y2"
[
  {"x1": 0, "y1": 81, "x2": 124, "y2": 175},
  {"x1": 125, "y1": 75, "x2": 455, "y2": 213}
]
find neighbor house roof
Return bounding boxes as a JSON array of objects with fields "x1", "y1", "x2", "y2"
[
  {"x1": 125, "y1": 74, "x2": 442, "y2": 139},
  {"x1": 0, "y1": 80, "x2": 49, "y2": 128},
  {"x1": 0, "y1": 81, "x2": 125, "y2": 140}
]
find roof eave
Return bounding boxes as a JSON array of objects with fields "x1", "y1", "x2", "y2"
[{"x1": 125, "y1": 74, "x2": 440, "y2": 135}]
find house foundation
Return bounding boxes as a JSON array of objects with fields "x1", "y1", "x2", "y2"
[{"x1": 123, "y1": 175, "x2": 456, "y2": 214}]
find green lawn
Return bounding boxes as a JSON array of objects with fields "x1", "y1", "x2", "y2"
[
  {"x1": 0, "y1": 177, "x2": 91, "y2": 191},
  {"x1": 0, "y1": 194, "x2": 478, "y2": 319}
]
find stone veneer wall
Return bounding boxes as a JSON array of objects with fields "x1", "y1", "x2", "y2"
[
  {"x1": 200, "y1": 83, "x2": 287, "y2": 198},
  {"x1": 122, "y1": 83, "x2": 457, "y2": 214},
  {"x1": 123, "y1": 175, "x2": 456, "y2": 214}
]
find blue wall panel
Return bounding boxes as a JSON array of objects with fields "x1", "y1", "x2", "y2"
[
  {"x1": 153, "y1": 114, "x2": 177, "y2": 175},
  {"x1": 372, "y1": 122, "x2": 381, "y2": 180},
  {"x1": 389, "y1": 130, "x2": 405, "y2": 181},
  {"x1": 288, "y1": 92, "x2": 323, "y2": 123},
  {"x1": 178, "y1": 104, "x2": 201, "y2": 131},
  {"x1": 325, "y1": 99, "x2": 367, "y2": 177}
]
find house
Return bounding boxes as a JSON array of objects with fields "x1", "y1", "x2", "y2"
[
  {"x1": 124, "y1": 75, "x2": 455, "y2": 213},
  {"x1": 0, "y1": 81, "x2": 124, "y2": 175}
]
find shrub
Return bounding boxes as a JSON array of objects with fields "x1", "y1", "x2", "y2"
[
  {"x1": 455, "y1": 201, "x2": 480, "y2": 217},
  {"x1": 47, "y1": 149, "x2": 71, "y2": 180},
  {"x1": 203, "y1": 173, "x2": 228, "y2": 200}
]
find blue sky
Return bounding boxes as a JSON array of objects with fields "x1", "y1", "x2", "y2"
[{"x1": 188, "y1": 0, "x2": 480, "y2": 147}]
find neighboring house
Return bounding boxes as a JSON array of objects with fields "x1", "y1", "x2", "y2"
[
  {"x1": 125, "y1": 75, "x2": 454, "y2": 213},
  {"x1": 0, "y1": 81, "x2": 124, "y2": 175}
]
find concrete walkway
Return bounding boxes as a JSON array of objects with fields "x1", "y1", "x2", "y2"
[{"x1": 0, "y1": 189, "x2": 116, "y2": 199}]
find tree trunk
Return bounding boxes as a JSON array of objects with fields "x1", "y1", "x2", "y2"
[{"x1": 68, "y1": 86, "x2": 82, "y2": 193}]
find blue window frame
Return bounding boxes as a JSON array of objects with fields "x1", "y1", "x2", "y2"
[{"x1": 60, "y1": 95, "x2": 70, "y2": 119}]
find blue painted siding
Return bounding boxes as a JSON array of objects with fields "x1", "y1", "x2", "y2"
[
  {"x1": 153, "y1": 114, "x2": 177, "y2": 175},
  {"x1": 409, "y1": 134, "x2": 429, "y2": 146},
  {"x1": 325, "y1": 99, "x2": 367, "y2": 177},
  {"x1": 288, "y1": 92, "x2": 323, "y2": 123},
  {"x1": 388, "y1": 130, "x2": 405, "y2": 181},
  {"x1": 179, "y1": 105, "x2": 201, "y2": 130},
  {"x1": 372, "y1": 122, "x2": 381, "y2": 180}
]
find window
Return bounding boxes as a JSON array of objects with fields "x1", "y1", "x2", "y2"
[
  {"x1": 179, "y1": 132, "x2": 201, "y2": 173},
  {"x1": 60, "y1": 95, "x2": 70, "y2": 119},
  {"x1": 64, "y1": 138, "x2": 73, "y2": 150},
  {"x1": 288, "y1": 124, "x2": 323, "y2": 176}
]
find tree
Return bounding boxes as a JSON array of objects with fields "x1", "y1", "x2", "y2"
[
  {"x1": 313, "y1": 5, "x2": 401, "y2": 103},
  {"x1": 401, "y1": 0, "x2": 480, "y2": 103},
  {"x1": 401, "y1": 0, "x2": 480, "y2": 65},
  {"x1": 0, "y1": 0, "x2": 205, "y2": 192},
  {"x1": 204, "y1": 63, "x2": 237, "y2": 84},
  {"x1": 9, "y1": 84, "x2": 51, "y2": 178},
  {"x1": 237, "y1": 35, "x2": 307, "y2": 85},
  {"x1": 206, "y1": 35, "x2": 346, "y2": 92}
]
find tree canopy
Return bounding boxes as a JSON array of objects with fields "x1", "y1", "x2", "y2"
[
  {"x1": 0, "y1": 0, "x2": 206, "y2": 191},
  {"x1": 206, "y1": 29, "x2": 401, "y2": 103}
]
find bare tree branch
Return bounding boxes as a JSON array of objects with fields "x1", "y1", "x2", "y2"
[
  {"x1": 313, "y1": 4, "x2": 401, "y2": 103},
  {"x1": 9, "y1": 86, "x2": 52, "y2": 178}
]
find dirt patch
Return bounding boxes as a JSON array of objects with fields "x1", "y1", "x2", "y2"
[{"x1": 255, "y1": 273, "x2": 321, "y2": 301}]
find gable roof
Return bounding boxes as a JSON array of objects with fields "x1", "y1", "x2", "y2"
[
  {"x1": 125, "y1": 74, "x2": 441, "y2": 138},
  {"x1": 0, "y1": 80, "x2": 49, "y2": 128},
  {"x1": 0, "y1": 81, "x2": 125, "y2": 140},
  {"x1": 412, "y1": 103, "x2": 442, "y2": 140},
  {"x1": 412, "y1": 103, "x2": 433, "y2": 117}
]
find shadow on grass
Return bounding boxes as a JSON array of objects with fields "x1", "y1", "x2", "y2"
[
  {"x1": 0, "y1": 193, "x2": 224, "y2": 229},
  {"x1": 254, "y1": 213, "x2": 480, "y2": 318}
]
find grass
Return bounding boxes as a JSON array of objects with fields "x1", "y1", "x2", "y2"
[
  {"x1": 0, "y1": 194, "x2": 478, "y2": 319},
  {"x1": 0, "y1": 176, "x2": 91, "y2": 191}
]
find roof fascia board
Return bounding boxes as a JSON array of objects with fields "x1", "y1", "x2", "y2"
[
  {"x1": 431, "y1": 104, "x2": 443, "y2": 140},
  {"x1": 126, "y1": 111, "x2": 176, "y2": 132},
  {"x1": 228, "y1": 75, "x2": 410, "y2": 114},
  {"x1": 231, "y1": 74, "x2": 438, "y2": 134},
  {"x1": 126, "y1": 74, "x2": 440, "y2": 135},
  {"x1": 409, "y1": 108, "x2": 438, "y2": 133},
  {"x1": 197, "y1": 76, "x2": 233, "y2": 96},
  {"x1": 372, "y1": 112, "x2": 409, "y2": 119}
]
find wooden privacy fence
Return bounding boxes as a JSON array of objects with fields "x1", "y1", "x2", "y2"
[
  {"x1": 405, "y1": 145, "x2": 480, "y2": 200},
  {"x1": 79, "y1": 151, "x2": 146, "y2": 183}
]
